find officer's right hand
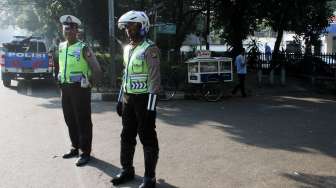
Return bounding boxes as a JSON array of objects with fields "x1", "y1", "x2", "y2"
[{"x1": 116, "y1": 102, "x2": 123, "y2": 117}]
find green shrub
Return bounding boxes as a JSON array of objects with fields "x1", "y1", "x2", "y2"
[{"x1": 94, "y1": 52, "x2": 124, "y2": 92}]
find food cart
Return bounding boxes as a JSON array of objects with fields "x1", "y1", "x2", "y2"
[
  {"x1": 184, "y1": 51, "x2": 233, "y2": 101},
  {"x1": 185, "y1": 51, "x2": 233, "y2": 84}
]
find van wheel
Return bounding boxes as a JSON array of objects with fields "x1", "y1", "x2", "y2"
[{"x1": 3, "y1": 79, "x2": 11, "y2": 87}]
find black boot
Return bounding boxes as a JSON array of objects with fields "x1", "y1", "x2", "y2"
[
  {"x1": 139, "y1": 177, "x2": 156, "y2": 188},
  {"x1": 62, "y1": 148, "x2": 79, "y2": 159},
  {"x1": 111, "y1": 142, "x2": 135, "y2": 185},
  {"x1": 111, "y1": 167, "x2": 135, "y2": 185},
  {"x1": 75, "y1": 153, "x2": 90, "y2": 167}
]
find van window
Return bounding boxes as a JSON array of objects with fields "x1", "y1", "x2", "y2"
[
  {"x1": 26, "y1": 42, "x2": 47, "y2": 53},
  {"x1": 3, "y1": 41, "x2": 46, "y2": 53}
]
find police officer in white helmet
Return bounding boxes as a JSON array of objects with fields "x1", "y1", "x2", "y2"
[
  {"x1": 58, "y1": 15, "x2": 102, "y2": 166},
  {"x1": 111, "y1": 11, "x2": 160, "y2": 188}
]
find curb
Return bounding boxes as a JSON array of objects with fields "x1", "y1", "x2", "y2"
[
  {"x1": 91, "y1": 91, "x2": 186, "y2": 101},
  {"x1": 90, "y1": 86, "x2": 309, "y2": 102}
]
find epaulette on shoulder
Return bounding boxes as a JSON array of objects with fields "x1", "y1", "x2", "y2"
[
  {"x1": 146, "y1": 39, "x2": 154, "y2": 46},
  {"x1": 59, "y1": 41, "x2": 67, "y2": 48},
  {"x1": 78, "y1": 41, "x2": 87, "y2": 48}
]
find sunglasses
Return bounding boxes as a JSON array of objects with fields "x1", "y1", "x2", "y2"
[{"x1": 62, "y1": 23, "x2": 77, "y2": 30}]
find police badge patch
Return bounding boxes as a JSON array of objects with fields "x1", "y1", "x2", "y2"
[
  {"x1": 73, "y1": 48, "x2": 81, "y2": 60},
  {"x1": 136, "y1": 51, "x2": 145, "y2": 60}
]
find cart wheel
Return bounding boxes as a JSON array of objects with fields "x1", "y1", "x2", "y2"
[
  {"x1": 159, "y1": 75, "x2": 177, "y2": 101},
  {"x1": 2, "y1": 79, "x2": 11, "y2": 87},
  {"x1": 200, "y1": 82, "x2": 223, "y2": 102}
]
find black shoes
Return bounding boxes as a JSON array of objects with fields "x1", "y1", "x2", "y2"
[
  {"x1": 111, "y1": 168, "x2": 156, "y2": 188},
  {"x1": 62, "y1": 149, "x2": 79, "y2": 159},
  {"x1": 111, "y1": 168, "x2": 135, "y2": 185},
  {"x1": 139, "y1": 177, "x2": 156, "y2": 188},
  {"x1": 75, "y1": 154, "x2": 91, "y2": 167},
  {"x1": 63, "y1": 149, "x2": 90, "y2": 167}
]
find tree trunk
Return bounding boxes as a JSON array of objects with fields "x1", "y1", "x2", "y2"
[
  {"x1": 231, "y1": 22, "x2": 243, "y2": 58},
  {"x1": 305, "y1": 37, "x2": 312, "y2": 55},
  {"x1": 230, "y1": 0, "x2": 244, "y2": 58},
  {"x1": 173, "y1": 0, "x2": 184, "y2": 63},
  {"x1": 273, "y1": 28, "x2": 283, "y2": 56}
]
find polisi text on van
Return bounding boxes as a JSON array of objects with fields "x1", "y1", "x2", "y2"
[{"x1": 7, "y1": 52, "x2": 47, "y2": 58}]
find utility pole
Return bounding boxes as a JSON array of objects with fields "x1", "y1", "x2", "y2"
[
  {"x1": 205, "y1": 0, "x2": 210, "y2": 50},
  {"x1": 108, "y1": 0, "x2": 117, "y2": 90},
  {"x1": 153, "y1": 1, "x2": 158, "y2": 43}
]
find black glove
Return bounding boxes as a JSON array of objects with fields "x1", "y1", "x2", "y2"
[{"x1": 116, "y1": 102, "x2": 123, "y2": 117}]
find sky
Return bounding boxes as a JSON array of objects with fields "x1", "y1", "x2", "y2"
[{"x1": 0, "y1": 26, "x2": 29, "y2": 45}]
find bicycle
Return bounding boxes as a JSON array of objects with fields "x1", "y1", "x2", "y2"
[
  {"x1": 199, "y1": 80, "x2": 225, "y2": 102},
  {"x1": 158, "y1": 67, "x2": 178, "y2": 101},
  {"x1": 158, "y1": 59, "x2": 232, "y2": 102}
]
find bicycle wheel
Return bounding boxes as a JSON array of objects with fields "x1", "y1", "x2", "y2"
[
  {"x1": 159, "y1": 75, "x2": 177, "y2": 101},
  {"x1": 200, "y1": 82, "x2": 223, "y2": 102}
]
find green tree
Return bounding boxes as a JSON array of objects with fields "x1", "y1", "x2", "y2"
[
  {"x1": 263, "y1": 0, "x2": 332, "y2": 55},
  {"x1": 156, "y1": 0, "x2": 208, "y2": 51},
  {"x1": 212, "y1": 0, "x2": 262, "y2": 56},
  {"x1": 293, "y1": 0, "x2": 332, "y2": 54}
]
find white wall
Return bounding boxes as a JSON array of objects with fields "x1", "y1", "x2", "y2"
[
  {"x1": 322, "y1": 34, "x2": 336, "y2": 53},
  {"x1": 245, "y1": 32, "x2": 302, "y2": 53},
  {"x1": 181, "y1": 32, "x2": 307, "y2": 53}
]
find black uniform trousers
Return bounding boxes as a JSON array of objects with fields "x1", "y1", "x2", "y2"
[
  {"x1": 121, "y1": 93, "x2": 159, "y2": 178},
  {"x1": 61, "y1": 83, "x2": 93, "y2": 155},
  {"x1": 232, "y1": 73, "x2": 247, "y2": 97}
]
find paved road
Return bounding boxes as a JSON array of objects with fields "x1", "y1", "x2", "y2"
[{"x1": 0, "y1": 79, "x2": 336, "y2": 188}]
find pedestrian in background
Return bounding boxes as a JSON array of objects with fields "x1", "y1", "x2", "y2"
[
  {"x1": 111, "y1": 11, "x2": 160, "y2": 188},
  {"x1": 232, "y1": 48, "x2": 247, "y2": 97},
  {"x1": 58, "y1": 15, "x2": 102, "y2": 166},
  {"x1": 265, "y1": 43, "x2": 272, "y2": 63}
]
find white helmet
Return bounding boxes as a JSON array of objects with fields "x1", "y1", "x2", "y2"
[{"x1": 118, "y1": 10, "x2": 150, "y2": 34}]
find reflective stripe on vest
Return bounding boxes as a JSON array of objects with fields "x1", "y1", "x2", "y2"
[
  {"x1": 58, "y1": 41, "x2": 91, "y2": 84},
  {"x1": 123, "y1": 40, "x2": 153, "y2": 94}
]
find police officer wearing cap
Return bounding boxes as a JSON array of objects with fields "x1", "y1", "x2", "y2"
[
  {"x1": 58, "y1": 15, "x2": 102, "y2": 166},
  {"x1": 111, "y1": 11, "x2": 160, "y2": 188}
]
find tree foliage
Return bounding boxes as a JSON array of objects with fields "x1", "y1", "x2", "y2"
[
  {"x1": 262, "y1": 0, "x2": 333, "y2": 55},
  {"x1": 212, "y1": 0, "x2": 263, "y2": 56},
  {"x1": 0, "y1": 0, "x2": 334, "y2": 55}
]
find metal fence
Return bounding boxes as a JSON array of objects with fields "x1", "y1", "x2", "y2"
[{"x1": 249, "y1": 52, "x2": 336, "y2": 78}]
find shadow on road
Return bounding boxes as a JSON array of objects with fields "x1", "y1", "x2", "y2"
[
  {"x1": 157, "y1": 93, "x2": 336, "y2": 158},
  {"x1": 282, "y1": 172, "x2": 336, "y2": 188},
  {"x1": 9, "y1": 79, "x2": 60, "y2": 99},
  {"x1": 87, "y1": 156, "x2": 119, "y2": 179},
  {"x1": 88, "y1": 157, "x2": 178, "y2": 188}
]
